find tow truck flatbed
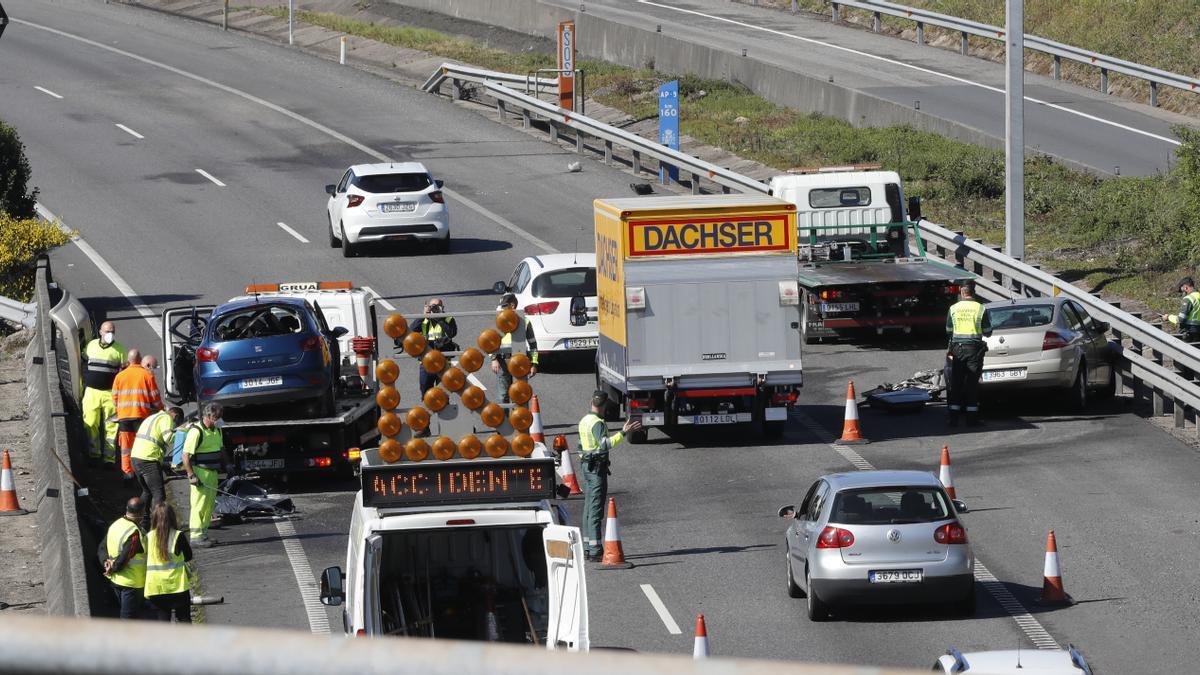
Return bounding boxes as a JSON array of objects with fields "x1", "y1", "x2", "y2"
[{"x1": 797, "y1": 257, "x2": 971, "y2": 287}]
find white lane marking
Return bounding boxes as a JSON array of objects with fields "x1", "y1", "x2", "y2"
[
  {"x1": 361, "y1": 286, "x2": 395, "y2": 311},
  {"x1": 195, "y1": 169, "x2": 226, "y2": 187},
  {"x1": 35, "y1": 203, "x2": 163, "y2": 338},
  {"x1": 269, "y1": 504, "x2": 332, "y2": 635},
  {"x1": 639, "y1": 583, "x2": 683, "y2": 634},
  {"x1": 276, "y1": 221, "x2": 310, "y2": 243},
  {"x1": 114, "y1": 123, "x2": 144, "y2": 139},
  {"x1": 794, "y1": 410, "x2": 1061, "y2": 650},
  {"x1": 638, "y1": 0, "x2": 1181, "y2": 147},
  {"x1": 34, "y1": 85, "x2": 63, "y2": 99},
  {"x1": 13, "y1": 17, "x2": 561, "y2": 253}
]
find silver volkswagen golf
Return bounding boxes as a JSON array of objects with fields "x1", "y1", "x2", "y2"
[{"x1": 780, "y1": 470, "x2": 974, "y2": 621}]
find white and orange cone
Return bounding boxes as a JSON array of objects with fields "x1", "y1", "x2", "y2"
[
  {"x1": 600, "y1": 497, "x2": 633, "y2": 569},
  {"x1": 556, "y1": 444, "x2": 583, "y2": 496},
  {"x1": 351, "y1": 336, "x2": 376, "y2": 380},
  {"x1": 1039, "y1": 530, "x2": 1072, "y2": 605},
  {"x1": 1, "y1": 449, "x2": 27, "y2": 516},
  {"x1": 939, "y1": 445, "x2": 956, "y2": 500},
  {"x1": 693, "y1": 614, "x2": 709, "y2": 659},
  {"x1": 529, "y1": 395, "x2": 545, "y2": 444},
  {"x1": 834, "y1": 380, "x2": 869, "y2": 445}
]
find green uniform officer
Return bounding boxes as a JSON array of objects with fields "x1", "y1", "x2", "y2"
[
  {"x1": 492, "y1": 293, "x2": 539, "y2": 403},
  {"x1": 1162, "y1": 276, "x2": 1200, "y2": 343},
  {"x1": 182, "y1": 402, "x2": 231, "y2": 548},
  {"x1": 578, "y1": 390, "x2": 641, "y2": 561},
  {"x1": 945, "y1": 282, "x2": 992, "y2": 427}
]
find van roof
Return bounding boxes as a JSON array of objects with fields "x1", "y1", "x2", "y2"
[
  {"x1": 594, "y1": 193, "x2": 789, "y2": 213},
  {"x1": 769, "y1": 170, "x2": 901, "y2": 189}
]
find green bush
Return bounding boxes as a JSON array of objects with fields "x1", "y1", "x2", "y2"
[
  {"x1": 0, "y1": 213, "x2": 71, "y2": 301},
  {"x1": 0, "y1": 121, "x2": 38, "y2": 220}
]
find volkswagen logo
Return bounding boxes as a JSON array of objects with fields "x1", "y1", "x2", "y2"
[{"x1": 887, "y1": 529, "x2": 902, "y2": 543}]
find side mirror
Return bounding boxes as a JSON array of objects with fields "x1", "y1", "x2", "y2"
[
  {"x1": 952, "y1": 499, "x2": 969, "y2": 514},
  {"x1": 319, "y1": 566, "x2": 345, "y2": 606},
  {"x1": 907, "y1": 195, "x2": 923, "y2": 221},
  {"x1": 777, "y1": 504, "x2": 797, "y2": 519},
  {"x1": 492, "y1": 281, "x2": 508, "y2": 294},
  {"x1": 330, "y1": 326, "x2": 350, "y2": 339},
  {"x1": 325, "y1": 184, "x2": 337, "y2": 196},
  {"x1": 569, "y1": 295, "x2": 588, "y2": 327},
  {"x1": 435, "y1": 179, "x2": 445, "y2": 189}
]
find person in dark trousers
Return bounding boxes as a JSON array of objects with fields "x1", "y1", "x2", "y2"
[
  {"x1": 1162, "y1": 276, "x2": 1200, "y2": 343},
  {"x1": 405, "y1": 297, "x2": 458, "y2": 395},
  {"x1": 144, "y1": 503, "x2": 193, "y2": 623},
  {"x1": 945, "y1": 282, "x2": 992, "y2": 427},
  {"x1": 130, "y1": 406, "x2": 184, "y2": 528},
  {"x1": 577, "y1": 390, "x2": 641, "y2": 561},
  {"x1": 491, "y1": 293, "x2": 539, "y2": 403},
  {"x1": 100, "y1": 497, "x2": 147, "y2": 619}
]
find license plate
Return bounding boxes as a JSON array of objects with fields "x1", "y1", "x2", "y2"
[
  {"x1": 380, "y1": 202, "x2": 416, "y2": 213},
  {"x1": 242, "y1": 458, "x2": 284, "y2": 471},
  {"x1": 241, "y1": 376, "x2": 283, "y2": 389},
  {"x1": 820, "y1": 302, "x2": 860, "y2": 313},
  {"x1": 870, "y1": 569, "x2": 923, "y2": 584},
  {"x1": 982, "y1": 368, "x2": 1027, "y2": 381},
  {"x1": 567, "y1": 337, "x2": 598, "y2": 349},
  {"x1": 695, "y1": 414, "x2": 737, "y2": 425}
]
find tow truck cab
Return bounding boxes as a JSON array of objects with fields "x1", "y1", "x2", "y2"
[{"x1": 320, "y1": 447, "x2": 589, "y2": 651}]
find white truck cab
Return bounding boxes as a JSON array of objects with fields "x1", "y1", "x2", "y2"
[{"x1": 320, "y1": 446, "x2": 589, "y2": 651}]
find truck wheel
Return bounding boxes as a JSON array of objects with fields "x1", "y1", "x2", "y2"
[
  {"x1": 802, "y1": 300, "x2": 820, "y2": 345},
  {"x1": 627, "y1": 428, "x2": 648, "y2": 445},
  {"x1": 764, "y1": 421, "x2": 786, "y2": 439}
]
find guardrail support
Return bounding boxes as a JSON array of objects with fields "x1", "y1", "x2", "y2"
[
  {"x1": 791, "y1": 0, "x2": 799, "y2": 13},
  {"x1": 549, "y1": 122, "x2": 559, "y2": 143},
  {"x1": 604, "y1": 139, "x2": 613, "y2": 164},
  {"x1": 1174, "y1": 398, "x2": 1186, "y2": 429},
  {"x1": 1152, "y1": 349, "x2": 1166, "y2": 416},
  {"x1": 576, "y1": 129, "x2": 584, "y2": 153},
  {"x1": 632, "y1": 150, "x2": 642, "y2": 175},
  {"x1": 916, "y1": 22, "x2": 924, "y2": 45},
  {"x1": 496, "y1": 99, "x2": 506, "y2": 121},
  {"x1": 1150, "y1": 81, "x2": 1158, "y2": 107},
  {"x1": 452, "y1": 78, "x2": 463, "y2": 100},
  {"x1": 1053, "y1": 55, "x2": 1061, "y2": 80},
  {"x1": 691, "y1": 173, "x2": 702, "y2": 195},
  {"x1": 522, "y1": 109, "x2": 531, "y2": 129},
  {"x1": 831, "y1": 2, "x2": 839, "y2": 23},
  {"x1": 960, "y1": 31, "x2": 968, "y2": 55},
  {"x1": 873, "y1": 11, "x2": 881, "y2": 32},
  {"x1": 1101, "y1": 68, "x2": 1109, "y2": 95}
]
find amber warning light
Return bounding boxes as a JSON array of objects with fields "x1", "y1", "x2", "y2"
[{"x1": 362, "y1": 457, "x2": 557, "y2": 508}]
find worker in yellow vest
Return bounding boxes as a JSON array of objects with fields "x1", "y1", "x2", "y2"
[
  {"x1": 577, "y1": 390, "x2": 640, "y2": 561},
  {"x1": 130, "y1": 407, "x2": 184, "y2": 525},
  {"x1": 1162, "y1": 276, "x2": 1200, "y2": 343},
  {"x1": 945, "y1": 282, "x2": 992, "y2": 427},
  {"x1": 492, "y1": 293, "x2": 539, "y2": 403},
  {"x1": 144, "y1": 503, "x2": 193, "y2": 623},
  {"x1": 182, "y1": 402, "x2": 231, "y2": 548},
  {"x1": 100, "y1": 497, "x2": 147, "y2": 619},
  {"x1": 81, "y1": 321, "x2": 126, "y2": 465}
]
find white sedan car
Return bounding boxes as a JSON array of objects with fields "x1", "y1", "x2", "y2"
[
  {"x1": 326, "y1": 162, "x2": 449, "y2": 257},
  {"x1": 933, "y1": 645, "x2": 1092, "y2": 674},
  {"x1": 493, "y1": 254, "x2": 598, "y2": 360}
]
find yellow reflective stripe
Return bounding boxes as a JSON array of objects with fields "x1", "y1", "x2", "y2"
[{"x1": 135, "y1": 432, "x2": 167, "y2": 450}]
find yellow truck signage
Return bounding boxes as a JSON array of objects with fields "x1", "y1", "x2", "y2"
[{"x1": 627, "y1": 214, "x2": 792, "y2": 257}]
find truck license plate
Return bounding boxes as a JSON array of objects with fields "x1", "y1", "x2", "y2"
[
  {"x1": 982, "y1": 368, "x2": 1027, "y2": 381},
  {"x1": 567, "y1": 337, "x2": 598, "y2": 349},
  {"x1": 242, "y1": 458, "x2": 285, "y2": 471},
  {"x1": 695, "y1": 414, "x2": 737, "y2": 425},
  {"x1": 241, "y1": 376, "x2": 283, "y2": 389},
  {"x1": 869, "y1": 569, "x2": 922, "y2": 584},
  {"x1": 820, "y1": 302, "x2": 860, "y2": 313}
]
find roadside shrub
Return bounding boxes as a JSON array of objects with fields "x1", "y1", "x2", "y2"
[
  {"x1": 0, "y1": 122, "x2": 38, "y2": 219},
  {"x1": 0, "y1": 213, "x2": 71, "y2": 301},
  {"x1": 939, "y1": 150, "x2": 1005, "y2": 200}
]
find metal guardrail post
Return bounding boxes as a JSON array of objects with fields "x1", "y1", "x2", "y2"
[
  {"x1": 1101, "y1": 68, "x2": 1109, "y2": 95},
  {"x1": 873, "y1": 11, "x2": 881, "y2": 32},
  {"x1": 916, "y1": 21, "x2": 924, "y2": 45},
  {"x1": 576, "y1": 128, "x2": 584, "y2": 153},
  {"x1": 452, "y1": 79, "x2": 462, "y2": 100},
  {"x1": 632, "y1": 150, "x2": 642, "y2": 175},
  {"x1": 1053, "y1": 54, "x2": 1061, "y2": 80},
  {"x1": 691, "y1": 173, "x2": 701, "y2": 195},
  {"x1": 831, "y1": 2, "x2": 839, "y2": 23},
  {"x1": 604, "y1": 139, "x2": 613, "y2": 164},
  {"x1": 791, "y1": 0, "x2": 798, "y2": 13},
  {"x1": 497, "y1": 99, "x2": 506, "y2": 121},
  {"x1": 960, "y1": 31, "x2": 968, "y2": 55},
  {"x1": 1150, "y1": 81, "x2": 1158, "y2": 107},
  {"x1": 1151, "y1": 349, "x2": 1166, "y2": 416},
  {"x1": 522, "y1": 109, "x2": 531, "y2": 129},
  {"x1": 549, "y1": 121, "x2": 559, "y2": 143}
]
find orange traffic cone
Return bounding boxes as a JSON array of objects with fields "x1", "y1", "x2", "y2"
[
  {"x1": 1, "y1": 449, "x2": 27, "y2": 516},
  {"x1": 693, "y1": 614, "x2": 710, "y2": 659},
  {"x1": 555, "y1": 436, "x2": 582, "y2": 496},
  {"x1": 1039, "y1": 530, "x2": 1072, "y2": 605},
  {"x1": 529, "y1": 395, "x2": 545, "y2": 444},
  {"x1": 600, "y1": 497, "x2": 633, "y2": 569},
  {"x1": 939, "y1": 445, "x2": 956, "y2": 500},
  {"x1": 834, "y1": 380, "x2": 869, "y2": 445}
]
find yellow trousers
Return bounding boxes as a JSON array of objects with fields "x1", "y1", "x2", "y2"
[{"x1": 81, "y1": 387, "x2": 117, "y2": 462}]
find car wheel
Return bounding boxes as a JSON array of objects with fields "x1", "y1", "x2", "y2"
[
  {"x1": 328, "y1": 218, "x2": 341, "y2": 248},
  {"x1": 805, "y1": 567, "x2": 829, "y2": 621},
  {"x1": 764, "y1": 421, "x2": 786, "y2": 439},
  {"x1": 1068, "y1": 364, "x2": 1087, "y2": 412},
  {"x1": 786, "y1": 550, "x2": 803, "y2": 598},
  {"x1": 954, "y1": 584, "x2": 977, "y2": 617},
  {"x1": 340, "y1": 224, "x2": 355, "y2": 258},
  {"x1": 1098, "y1": 365, "x2": 1117, "y2": 399},
  {"x1": 434, "y1": 234, "x2": 450, "y2": 254},
  {"x1": 626, "y1": 428, "x2": 648, "y2": 445},
  {"x1": 320, "y1": 386, "x2": 336, "y2": 418}
]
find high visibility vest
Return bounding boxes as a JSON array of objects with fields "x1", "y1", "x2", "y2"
[
  {"x1": 948, "y1": 300, "x2": 985, "y2": 339},
  {"x1": 105, "y1": 518, "x2": 145, "y2": 589},
  {"x1": 144, "y1": 529, "x2": 188, "y2": 597},
  {"x1": 112, "y1": 364, "x2": 162, "y2": 420},
  {"x1": 1186, "y1": 291, "x2": 1200, "y2": 324},
  {"x1": 83, "y1": 339, "x2": 127, "y2": 390},
  {"x1": 131, "y1": 411, "x2": 176, "y2": 462},
  {"x1": 499, "y1": 317, "x2": 539, "y2": 364},
  {"x1": 184, "y1": 423, "x2": 224, "y2": 468},
  {"x1": 578, "y1": 412, "x2": 622, "y2": 456}
]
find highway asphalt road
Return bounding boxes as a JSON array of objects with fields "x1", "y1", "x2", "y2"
[
  {"x1": 543, "y1": 0, "x2": 1192, "y2": 176},
  {"x1": 3, "y1": 1, "x2": 1198, "y2": 671}
]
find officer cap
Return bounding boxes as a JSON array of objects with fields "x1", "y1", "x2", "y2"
[
  {"x1": 1178, "y1": 277, "x2": 1194, "y2": 290},
  {"x1": 591, "y1": 390, "x2": 609, "y2": 408}
]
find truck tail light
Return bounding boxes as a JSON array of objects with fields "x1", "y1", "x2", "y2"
[
  {"x1": 771, "y1": 391, "x2": 798, "y2": 405},
  {"x1": 197, "y1": 347, "x2": 219, "y2": 362},
  {"x1": 1042, "y1": 331, "x2": 1070, "y2": 351},
  {"x1": 934, "y1": 521, "x2": 968, "y2": 545},
  {"x1": 944, "y1": 284, "x2": 960, "y2": 295},
  {"x1": 306, "y1": 456, "x2": 332, "y2": 468},
  {"x1": 816, "y1": 526, "x2": 855, "y2": 549},
  {"x1": 300, "y1": 335, "x2": 322, "y2": 351},
  {"x1": 429, "y1": 191, "x2": 444, "y2": 204},
  {"x1": 629, "y1": 398, "x2": 653, "y2": 410},
  {"x1": 524, "y1": 302, "x2": 559, "y2": 315},
  {"x1": 819, "y1": 289, "x2": 844, "y2": 301},
  {"x1": 347, "y1": 194, "x2": 364, "y2": 208}
]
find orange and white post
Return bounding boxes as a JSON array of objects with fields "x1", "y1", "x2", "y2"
[
  {"x1": 835, "y1": 380, "x2": 869, "y2": 445},
  {"x1": 939, "y1": 445, "x2": 955, "y2": 499},
  {"x1": 557, "y1": 21, "x2": 575, "y2": 111},
  {"x1": 693, "y1": 614, "x2": 710, "y2": 658},
  {"x1": 1040, "y1": 529, "x2": 1071, "y2": 604},
  {"x1": 600, "y1": 497, "x2": 633, "y2": 569}
]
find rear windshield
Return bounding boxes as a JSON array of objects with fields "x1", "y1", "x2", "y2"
[
  {"x1": 353, "y1": 173, "x2": 432, "y2": 194},
  {"x1": 809, "y1": 186, "x2": 871, "y2": 208},
  {"x1": 211, "y1": 305, "x2": 305, "y2": 341},
  {"x1": 531, "y1": 268, "x2": 597, "y2": 298},
  {"x1": 831, "y1": 487, "x2": 951, "y2": 525},
  {"x1": 986, "y1": 304, "x2": 1054, "y2": 330}
]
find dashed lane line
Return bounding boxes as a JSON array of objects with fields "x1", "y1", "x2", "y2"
[
  {"x1": 195, "y1": 169, "x2": 226, "y2": 187},
  {"x1": 276, "y1": 222, "x2": 310, "y2": 244},
  {"x1": 793, "y1": 411, "x2": 1061, "y2": 650},
  {"x1": 640, "y1": 584, "x2": 683, "y2": 635},
  {"x1": 115, "y1": 123, "x2": 144, "y2": 139},
  {"x1": 34, "y1": 85, "x2": 63, "y2": 99}
]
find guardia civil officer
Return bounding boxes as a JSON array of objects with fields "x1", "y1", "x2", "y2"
[
  {"x1": 491, "y1": 293, "x2": 538, "y2": 403},
  {"x1": 577, "y1": 391, "x2": 641, "y2": 561},
  {"x1": 945, "y1": 282, "x2": 991, "y2": 427},
  {"x1": 1161, "y1": 277, "x2": 1200, "y2": 343}
]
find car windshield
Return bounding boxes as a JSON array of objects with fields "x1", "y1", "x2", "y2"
[
  {"x1": 531, "y1": 268, "x2": 597, "y2": 298},
  {"x1": 830, "y1": 487, "x2": 951, "y2": 525},
  {"x1": 353, "y1": 172, "x2": 432, "y2": 194},
  {"x1": 986, "y1": 304, "x2": 1055, "y2": 330},
  {"x1": 211, "y1": 305, "x2": 304, "y2": 341}
]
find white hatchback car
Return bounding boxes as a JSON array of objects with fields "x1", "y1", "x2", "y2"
[
  {"x1": 493, "y1": 254, "x2": 598, "y2": 359},
  {"x1": 932, "y1": 646, "x2": 1092, "y2": 674},
  {"x1": 326, "y1": 162, "x2": 449, "y2": 257}
]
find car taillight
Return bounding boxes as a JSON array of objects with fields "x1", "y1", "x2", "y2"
[
  {"x1": 347, "y1": 194, "x2": 364, "y2": 208},
  {"x1": 944, "y1": 284, "x2": 960, "y2": 295},
  {"x1": 771, "y1": 391, "x2": 799, "y2": 405},
  {"x1": 815, "y1": 526, "x2": 855, "y2": 549},
  {"x1": 524, "y1": 301, "x2": 560, "y2": 315},
  {"x1": 934, "y1": 522, "x2": 968, "y2": 545},
  {"x1": 429, "y1": 191, "x2": 444, "y2": 204},
  {"x1": 300, "y1": 335, "x2": 322, "y2": 351},
  {"x1": 1042, "y1": 330, "x2": 1070, "y2": 351},
  {"x1": 197, "y1": 347, "x2": 219, "y2": 362}
]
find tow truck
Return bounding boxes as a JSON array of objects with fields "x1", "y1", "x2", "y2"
[
  {"x1": 318, "y1": 445, "x2": 588, "y2": 650},
  {"x1": 161, "y1": 281, "x2": 382, "y2": 475},
  {"x1": 767, "y1": 167, "x2": 976, "y2": 343}
]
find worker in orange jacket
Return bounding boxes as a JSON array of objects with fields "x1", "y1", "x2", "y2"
[{"x1": 112, "y1": 351, "x2": 163, "y2": 480}]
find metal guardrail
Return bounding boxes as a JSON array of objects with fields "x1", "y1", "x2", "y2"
[
  {"x1": 827, "y1": 0, "x2": 1199, "y2": 107},
  {"x1": 0, "y1": 294, "x2": 36, "y2": 329},
  {"x1": 422, "y1": 63, "x2": 559, "y2": 97}
]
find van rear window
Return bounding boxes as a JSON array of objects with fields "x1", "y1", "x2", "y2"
[
  {"x1": 353, "y1": 173, "x2": 432, "y2": 194},
  {"x1": 809, "y1": 187, "x2": 871, "y2": 208}
]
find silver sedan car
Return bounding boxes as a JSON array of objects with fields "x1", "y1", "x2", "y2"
[
  {"x1": 780, "y1": 470, "x2": 974, "y2": 621},
  {"x1": 979, "y1": 297, "x2": 1115, "y2": 410}
]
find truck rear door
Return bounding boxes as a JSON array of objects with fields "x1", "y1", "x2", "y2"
[
  {"x1": 160, "y1": 305, "x2": 215, "y2": 402},
  {"x1": 542, "y1": 524, "x2": 588, "y2": 651}
]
